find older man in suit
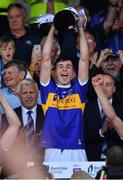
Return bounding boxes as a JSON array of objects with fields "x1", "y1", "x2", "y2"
[
  {"x1": 15, "y1": 78, "x2": 44, "y2": 134},
  {"x1": 1, "y1": 79, "x2": 44, "y2": 162},
  {"x1": 1, "y1": 78, "x2": 44, "y2": 132}
]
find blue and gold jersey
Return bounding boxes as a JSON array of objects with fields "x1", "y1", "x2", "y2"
[{"x1": 39, "y1": 79, "x2": 88, "y2": 149}]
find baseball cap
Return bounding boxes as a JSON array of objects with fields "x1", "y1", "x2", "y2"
[{"x1": 105, "y1": 53, "x2": 120, "y2": 61}]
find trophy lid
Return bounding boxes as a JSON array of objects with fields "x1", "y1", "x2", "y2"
[{"x1": 54, "y1": 9, "x2": 77, "y2": 31}]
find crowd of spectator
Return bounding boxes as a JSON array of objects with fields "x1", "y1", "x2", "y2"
[{"x1": 0, "y1": 0, "x2": 123, "y2": 179}]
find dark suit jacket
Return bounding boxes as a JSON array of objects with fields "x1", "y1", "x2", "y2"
[
  {"x1": 14, "y1": 105, "x2": 44, "y2": 134},
  {"x1": 84, "y1": 96, "x2": 123, "y2": 161},
  {"x1": 1, "y1": 104, "x2": 44, "y2": 135}
]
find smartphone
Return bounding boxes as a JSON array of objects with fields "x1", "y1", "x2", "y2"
[{"x1": 33, "y1": 44, "x2": 41, "y2": 54}]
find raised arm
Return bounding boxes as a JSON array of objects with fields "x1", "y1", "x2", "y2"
[
  {"x1": 103, "y1": 6, "x2": 117, "y2": 34},
  {"x1": 47, "y1": 0, "x2": 55, "y2": 14},
  {"x1": 77, "y1": 17, "x2": 89, "y2": 83},
  {"x1": 0, "y1": 94, "x2": 21, "y2": 151},
  {"x1": 40, "y1": 25, "x2": 55, "y2": 84},
  {"x1": 92, "y1": 74, "x2": 116, "y2": 119},
  {"x1": 92, "y1": 74, "x2": 123, "y2": 138}
]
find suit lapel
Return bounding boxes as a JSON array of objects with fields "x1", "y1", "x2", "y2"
[
  {"x1": 35, "y1": 105, "x2": 43, "y2": 133},
  {"x1": 95, "y1": 100, "x2": 103, "y2": 126},
  {"x1": 15, "y1": 107, "x2": 23, "y2": 126}
]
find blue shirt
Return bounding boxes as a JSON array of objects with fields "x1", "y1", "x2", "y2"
[
  {"x1": 90, "y1": 11, "x2": 107, "y2": 28},
  {"x1": 39, "y1": 79, "x2": 88, "y2": 149},
  {"x1": 0, "y1": 88, "x2": 21, "y2": 114}
]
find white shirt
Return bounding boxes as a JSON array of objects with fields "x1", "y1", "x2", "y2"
[
  {"x1": 97, "y1": 98, "x2": 112, "y2": 137},
  {"x1": 22, "y1": 106, "x2": 37, "y2": 131},
  {"x1": 97, "y1": 98, "x2": 113, "y2": 116}
]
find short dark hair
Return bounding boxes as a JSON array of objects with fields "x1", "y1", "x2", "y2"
[
  {"x1": 102, "y1": 73, "x2": 115, "y2": 83},
  {"x1": 4, "y1": 60, "x2": 27, "y2": 77},
  {"x1": 0, "y1": 36, "x2": 15, "y2": 48},
  {"x1": 53, "y1": 56, "x2": 76, "y2": 70},
  {"x1": 106, "y1": 145, "x2": 123, "y2": 167}
]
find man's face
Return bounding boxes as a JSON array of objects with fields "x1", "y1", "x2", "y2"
[
  {"x1": 7, "y1": 7, "x2": 25, "y2": 32},
  {"x1": 56, "y1": 60, "x2": 75, "y2": 85},
  {"x1": 102, "y1": 75, "x2": 116, "y2": 99},
  {"x1": 19, "y1": 84, "x2": 38, "y2": 109},
  {"x1": 0, "y1": 42, "x2": 15, "y2": 63},
  {"x1": 101, "y1": 57, "x2": 122, "y2": 77},
  {"x1": 3, "y1": 66, "x2": 23, "y2": 88}
]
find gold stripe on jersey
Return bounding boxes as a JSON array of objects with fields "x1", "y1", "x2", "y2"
[{"x1": 42, "y1": 93, "x2": 85, "y2": 114}]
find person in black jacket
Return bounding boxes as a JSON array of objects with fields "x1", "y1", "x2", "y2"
[
  {"x1": 1, "y1": 78, "x2": 45, "y2": 162},
  {"x1": 84, "y1": 74, "x2": 123, "y2": 161}
]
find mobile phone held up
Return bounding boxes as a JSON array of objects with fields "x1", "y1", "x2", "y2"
[{"x1": 33, "y1": 44, "x2": 41, "y2": 55}]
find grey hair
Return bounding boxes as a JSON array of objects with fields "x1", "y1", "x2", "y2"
[
  {"x1": 17, "y1": 78, "x2": 39, "y2": 95},
  {"x1": 7, "y1": 3, "x2": 27, "y2": 18}
]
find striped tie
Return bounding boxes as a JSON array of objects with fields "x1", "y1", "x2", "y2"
[
  {"x1": 27, "y1": 111, "x2": 34, "y2": 140},
  {"x1": 100, "y1": 109, "x2": 107, "y2": 160},
  {"x1": 26, "y1": 111, "x2": 35, "y2": 161}
]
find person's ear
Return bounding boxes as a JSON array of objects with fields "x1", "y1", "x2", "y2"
[
  {"x1": 72, "y1": 70, "x2": 76, "y2": 79},
  {"x1": 13, "y1": 47, "x2": 16, "y2": 54},
  {"x1": 113, "y1": 85, "x2": 116, "y2": 93},
  {"x1": 19, "y1": 71, "x2": 26, "y2": 81},
  {"x1": 0, "y1": 48, "x2": 2, "y2": 55}
]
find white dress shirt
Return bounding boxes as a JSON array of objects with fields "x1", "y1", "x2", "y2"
[
  {"x1": 22, "y1": 106, "x2": 37, "y2": 131},
  {"x1": 97, "y1": 98, "x2": 112, "y2": 116},
  {"x1": 97, "y1": 98, "x2": 112, "y2": 137}
]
